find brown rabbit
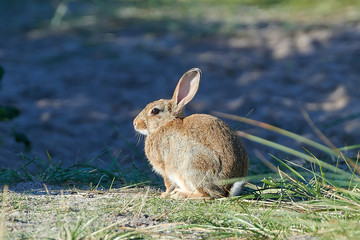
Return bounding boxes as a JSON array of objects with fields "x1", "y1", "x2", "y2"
[{"x1": 133, "y1": 68, "x2": 249, "y2": 199}]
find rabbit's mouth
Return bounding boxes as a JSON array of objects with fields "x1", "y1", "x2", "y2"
[{"x1": 135, "y1": 128, "x2": 149, "y2": 136}]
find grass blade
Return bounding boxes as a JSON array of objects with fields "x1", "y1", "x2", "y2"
[{"x1": 236, "y1": 130, "x2": 353, "y2": 177}]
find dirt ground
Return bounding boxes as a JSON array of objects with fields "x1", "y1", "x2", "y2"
[
  {"x1": 5, "y1": 182, "x2": 171, "y2": 238},
  {"x1": 0, "y1": 2, "x2": 359, "y2": 172}
]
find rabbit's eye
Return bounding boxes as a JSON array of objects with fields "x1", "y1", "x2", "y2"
[{"x1": 151, "y1": 108, "x2": 160, "y2": 115}]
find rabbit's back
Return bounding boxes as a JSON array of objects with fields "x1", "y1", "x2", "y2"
[{"x1": 182, "y1": 114, "x2": 248, "y2": 178}]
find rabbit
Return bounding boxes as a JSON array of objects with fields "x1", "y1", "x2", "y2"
[{"x1": 133, "y1": 68, "x2": 249, "y2": 199}]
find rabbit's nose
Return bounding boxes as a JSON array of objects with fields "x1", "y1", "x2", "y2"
[{"x1": 133, "y1": 118, "x2": 143, "y2": 130}]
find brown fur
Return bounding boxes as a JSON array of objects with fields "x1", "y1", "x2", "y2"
[{"x1": 133, "y1": 68, "x2": 249, "y2": 199}]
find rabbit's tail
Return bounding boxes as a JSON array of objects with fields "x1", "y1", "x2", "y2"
[{"x1": 229, "y1": 181, "x2": 246, "y2": 197}]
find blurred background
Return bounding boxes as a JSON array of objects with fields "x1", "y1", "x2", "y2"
[{"x1": 0, "y1": 0, "x2": 359, "y2": 173}]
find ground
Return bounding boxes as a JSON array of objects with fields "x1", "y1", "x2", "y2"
[{"x1": 5, "y1": 182, "x2": 165, "y2": 239}]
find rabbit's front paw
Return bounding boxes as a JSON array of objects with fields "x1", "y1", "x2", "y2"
[
  {"x1": 170, "y1": 191, "x2": 185, "y2": 199},
  {"x1": 160, "y1": 188, "x2": 175, "y2": 198},
  {"x1": 171, "y1": 188, "x2": 211, "y2": 200},
  {"x1": 160, "y1": 192, "x2": 171, "y2": 198},
  {"x1": 170, "y1": 188, "x2": 193, "y2": 199}
]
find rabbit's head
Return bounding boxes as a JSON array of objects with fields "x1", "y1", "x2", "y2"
[{"x1": 133, "y1": 68, "x2": 201, "y2": 135}]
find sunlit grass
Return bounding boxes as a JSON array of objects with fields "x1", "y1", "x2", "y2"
[
  {"x1": 45, "y1": 0, "x2": 360, "y2": 36},
  {"x1": 106, "y1": 0, "x2": 360, "y2": 23}
]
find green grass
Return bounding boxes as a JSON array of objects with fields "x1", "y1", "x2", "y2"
[
  {"x1": 1, "y1": 114, "x2": 359, "y2": 239},
  {"x1": 42, "y1": 0, "x2": 360, "y2": 38},
  {"x1": 0, "y1": 149, "x2": 156, "y2": 189}
]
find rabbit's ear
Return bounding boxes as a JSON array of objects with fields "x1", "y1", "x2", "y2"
[{"x1": 172, "y1": 68, "x2": 201, "y2": 115}]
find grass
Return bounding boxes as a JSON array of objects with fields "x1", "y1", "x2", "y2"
[
  {"x1": 0, "y1": 149, "x2": 155, "y2": 189},
  {"x1": 1, "y1": 114, "x2": 359, "y2": 239},
  {"x1": 40, "y1": 0, "x2": 360, "y2": 38}
]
